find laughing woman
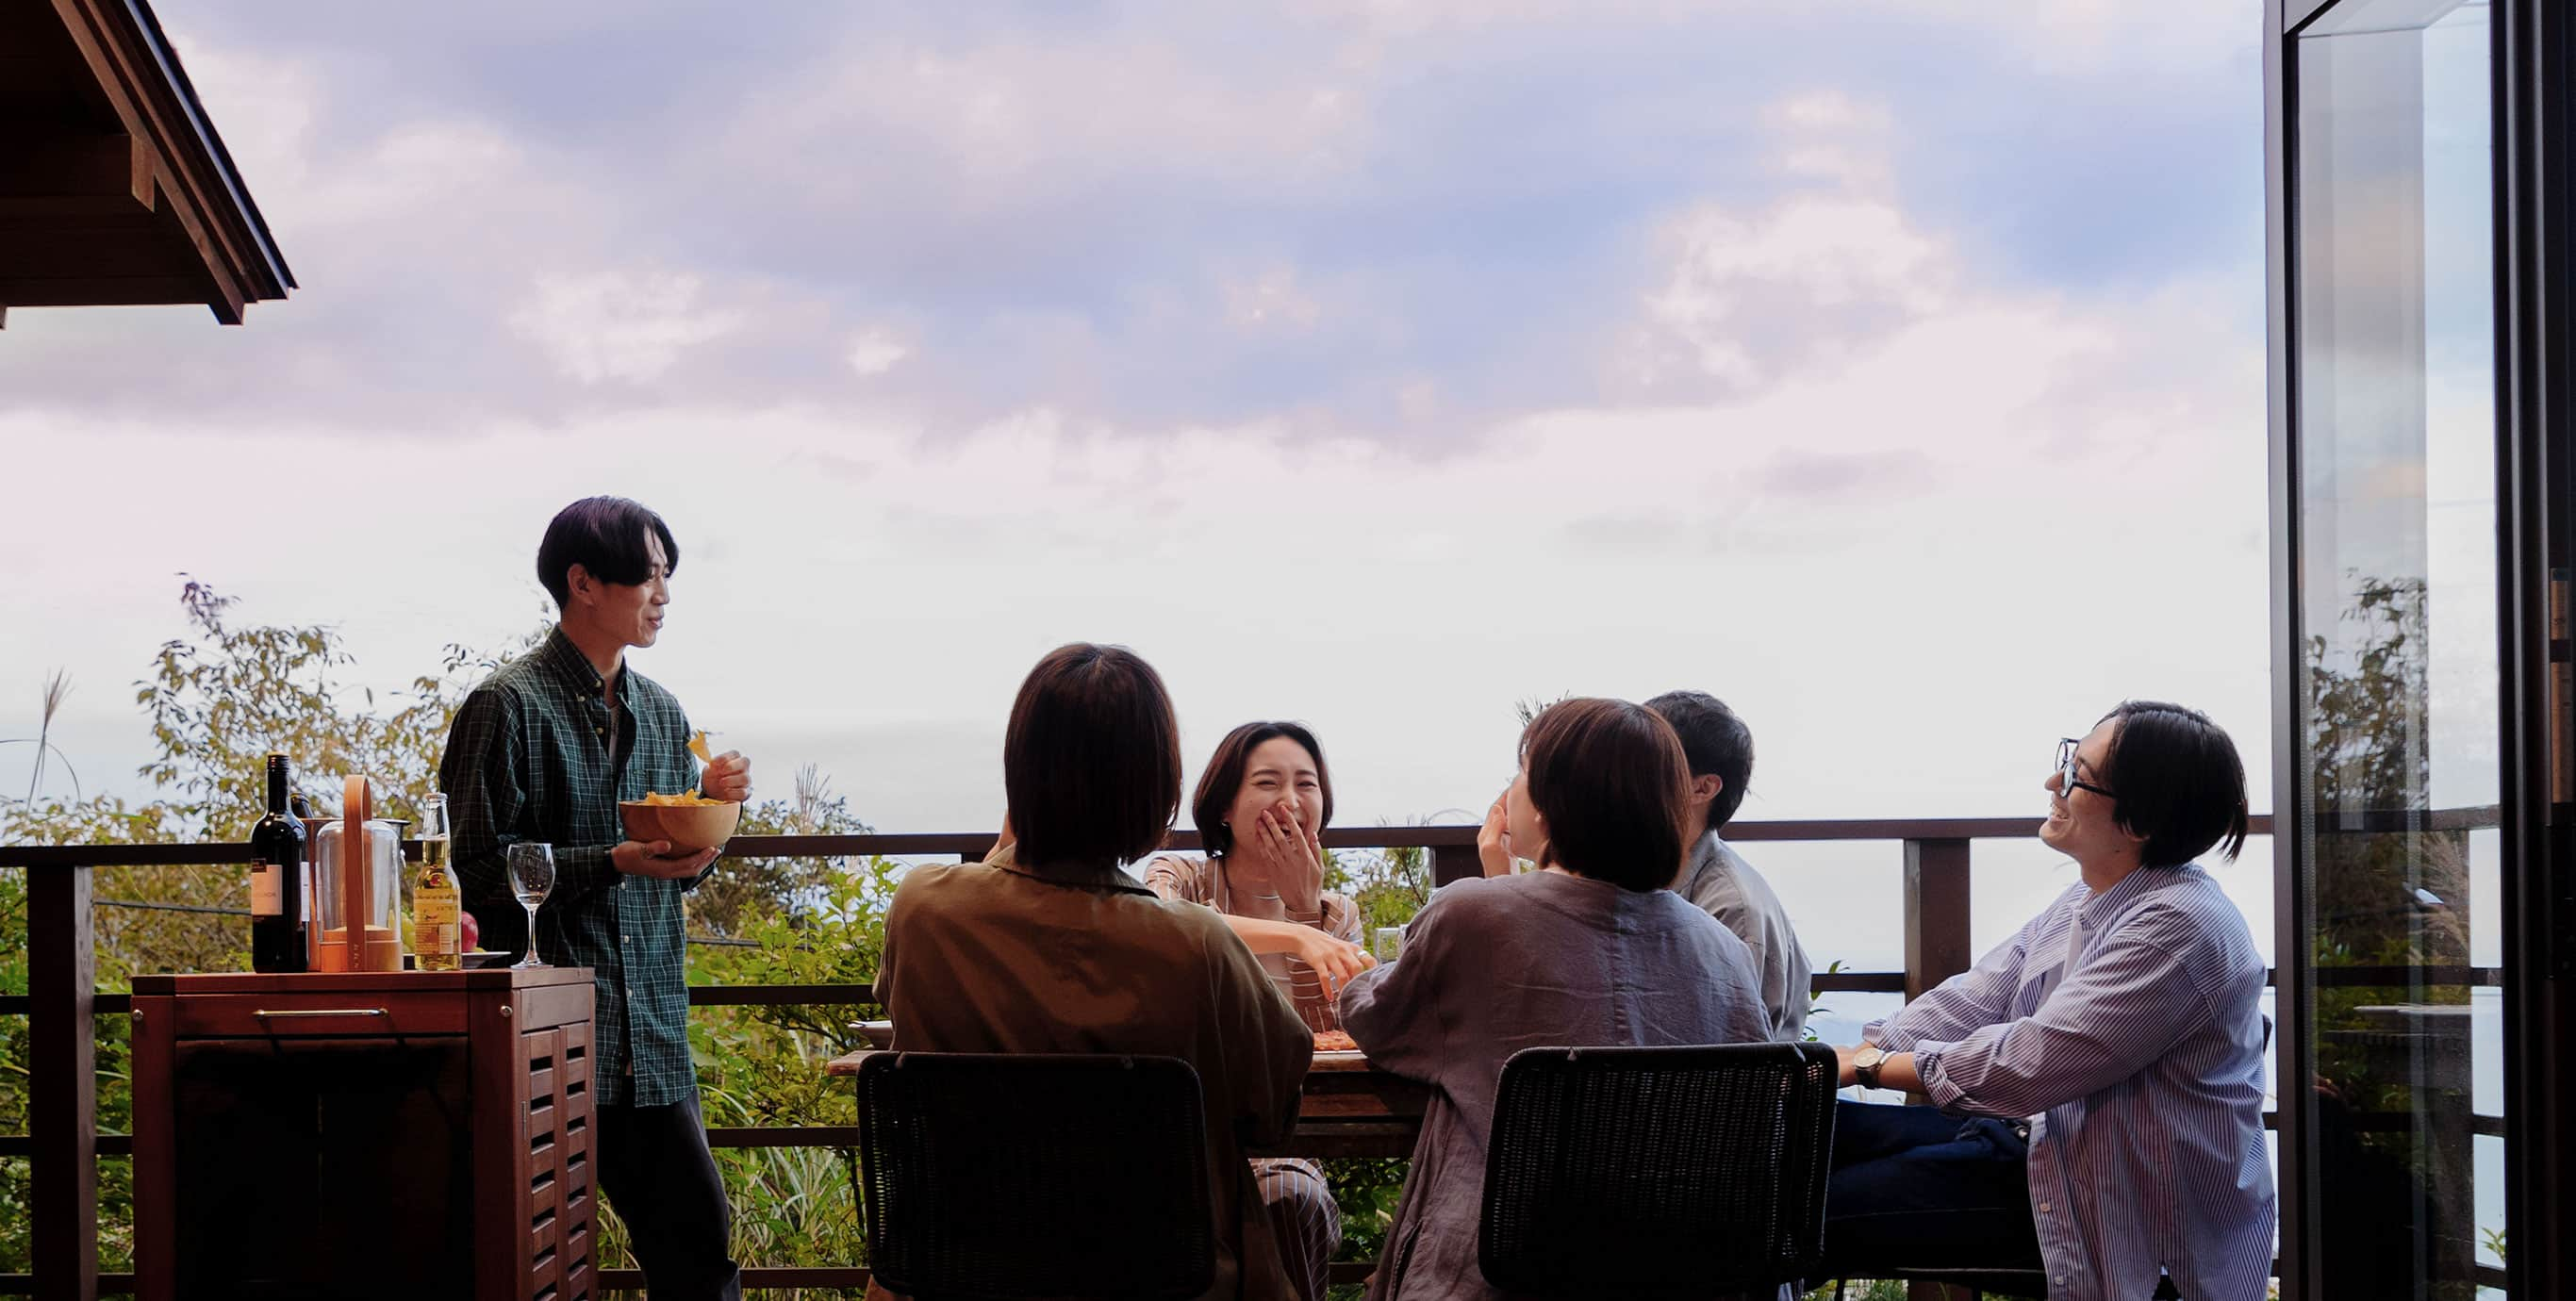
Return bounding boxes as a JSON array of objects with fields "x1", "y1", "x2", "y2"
[{"x1": 1144, "y1": 720, "x2": 1376, "y2": 1301}]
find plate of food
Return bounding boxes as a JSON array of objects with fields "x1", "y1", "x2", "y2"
[{"x1": 1313, "y1": 1029, "x2": 1359, "y2": 1053}]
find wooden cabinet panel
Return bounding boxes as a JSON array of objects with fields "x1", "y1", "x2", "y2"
[{"x1": 132, "y1": 968, "x2": 596, "y2": 1301}]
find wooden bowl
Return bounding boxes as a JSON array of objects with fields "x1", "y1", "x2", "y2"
[{"x1": 618, "y1": 799, "x2": 743, "y2": 855}]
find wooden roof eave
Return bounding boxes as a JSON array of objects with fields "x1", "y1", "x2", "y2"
[{"x1": 0, "y1": 0, "x2": 293, "y2": 324}]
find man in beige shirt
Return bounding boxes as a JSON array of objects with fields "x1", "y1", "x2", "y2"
[{"x1": 1647, "y1": 690, "x2": 1814, "y2": 1042}]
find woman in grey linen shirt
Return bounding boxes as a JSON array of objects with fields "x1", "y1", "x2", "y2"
[{"x1": 1336, "y1": 698, "x2": 1774, "y2": 1301}]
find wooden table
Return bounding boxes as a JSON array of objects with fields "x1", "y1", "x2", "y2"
[
  {"x1": 826, "y1": 1044, "x2": 1431, "y2": 1159},
  {"x1": 132, "y1": 968, "x2": 599, "y2": 1301}
]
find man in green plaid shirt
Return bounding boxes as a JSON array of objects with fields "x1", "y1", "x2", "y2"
[{"x1": 439, "y1": 497, "x2": 751, "y2": 1301}]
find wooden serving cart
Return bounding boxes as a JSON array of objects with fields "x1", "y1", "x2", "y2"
[{"x1": 130, "y1": 966, "x2": 597, "y2": 1301}]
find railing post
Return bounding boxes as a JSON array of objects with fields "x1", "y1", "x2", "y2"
[
  {"x1": 1902, "y1": 837, "x2": 1973, "y2": 1301},
  {"x1": 1428, "y1": 844, "x2": 1480, "y2": 889},
  {"x1": 1902, "y1": 838, "x2": 1973, "y2": 1002},
  {"x1": 29, "y1": 863, "x2": 98, "y2": 1301}
]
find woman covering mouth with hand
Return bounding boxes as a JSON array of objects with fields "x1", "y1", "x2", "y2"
[{"x1": 1144, "y1": 720, "x2": 1376, "y2": 1301}]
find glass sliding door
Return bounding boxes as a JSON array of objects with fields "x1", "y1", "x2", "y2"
[{"x1": 2273, "y1": 1, "x2": 2511, "y2": 1297}]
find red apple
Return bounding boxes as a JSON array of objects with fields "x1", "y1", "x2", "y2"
[{"x1": 460, "y1": 910, "x2": 482, "y2": 952}]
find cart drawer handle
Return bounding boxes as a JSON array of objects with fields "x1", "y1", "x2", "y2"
[{"x1": 252, "y1": 1007, "x2": 390, "y2": 1019}]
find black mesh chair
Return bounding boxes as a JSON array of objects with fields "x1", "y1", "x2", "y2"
[
  {"x1": 1478, "y1": 1042, "x2": 1841, "y2": 1298},
  {"x1": 857, "y1": 1052, "x2": 1216, "y2": 1301}
]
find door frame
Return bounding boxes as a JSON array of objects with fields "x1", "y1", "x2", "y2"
[
  {"x1": 2266, "y1": 0, "x2": 2574, "y2": 1295},
  {"x1": 2492, "y1": 0, "x2": 2576, "y2": 1296}
]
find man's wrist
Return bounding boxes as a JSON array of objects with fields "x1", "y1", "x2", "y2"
[{"x1": 1852, "y1": 1046, "x2": 1889, "y2": 1091}]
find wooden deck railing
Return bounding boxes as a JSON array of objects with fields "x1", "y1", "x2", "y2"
[{"x1": 5, "y1": 807, "x2": 2509, "y2": 1297}]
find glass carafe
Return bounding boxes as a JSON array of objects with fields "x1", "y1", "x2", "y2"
[{"x1": 314, "y1": 776, "x2": 404, "y2": 972}]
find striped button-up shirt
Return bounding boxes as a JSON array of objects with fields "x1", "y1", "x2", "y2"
[
  {"x1": 1871, "y1": 864, "x2": 2274, "y2": 1301},
  {"x1": 438, "y1": 625, "x2": 711, "y2": 1108},
  {"x1": 1141, "y1": 853, "x2": 1362, "y2": 1032}
]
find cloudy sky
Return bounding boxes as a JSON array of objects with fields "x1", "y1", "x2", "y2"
[{"x1": 1, "y1": 0, "x2": 2282, "y2": 970}]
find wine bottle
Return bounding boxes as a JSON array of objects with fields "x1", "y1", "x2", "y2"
[
  {"x1": 414, "y1": 793, "x2": 463, "y2": 972},
  {"x1": 249, "y1": 752, "x2": 310, "y2": 973}
]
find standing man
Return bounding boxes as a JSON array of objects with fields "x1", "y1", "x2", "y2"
[
  {"x1": 441, "y1": 496, "x2": 752, "y2": 1300},
  {"x1": 1644, "y1": 690, "x2": 1813, "y2": 1042}
]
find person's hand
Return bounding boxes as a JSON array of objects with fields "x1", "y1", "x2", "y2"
[
  {"x1": 613, "y1": 839, "x2": 719, "y2": 880},
  {"x1": 1238, "y1": 800, "x2": 1326, "y2": 908},
  {"x1": 1834, "y1": 1044, "x2": 1862, "y2": 1088},
  {"x1": 701, "y1": 750, "x2": 751, "y2": 802},
  {"x1": 1478, "y1": 791, "x2": 1515, "y2": 877},
  {"x1": 1289, "y1": 927, "x2": 1377, "y2": 1000}
]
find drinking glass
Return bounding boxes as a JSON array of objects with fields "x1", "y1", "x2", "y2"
[
  {"x1": 506, "y1": 843, "x2": 555, "y2": 969},
  {"x1": 1372, "y1": 926, "x2": 1405, "y2": 963}
]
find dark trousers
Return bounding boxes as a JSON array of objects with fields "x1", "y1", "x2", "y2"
[
  {"x1": 597, "y1": 1092, "x2": 743, "y2": 1301},
  {"x1": 1824, "y1": 1100, "x2": 2045, "y2": 1272}
]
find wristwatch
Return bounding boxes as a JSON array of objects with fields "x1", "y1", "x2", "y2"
[{"x1": 1851, "y1": 1046, "x2": 1888, "y2": 1091}]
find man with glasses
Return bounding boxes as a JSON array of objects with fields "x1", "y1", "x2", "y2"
[{"x1": 1823, "y1": 701, "x2": 2273, "y2": 1301}]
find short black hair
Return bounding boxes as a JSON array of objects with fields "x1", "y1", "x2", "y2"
[
  {"x1": 1004, "y1": 643, "x2": 1183, "y2": 872},
  {"x1": 1643, "y1": 690, "x2": 1754, "y2": 830},
  {"x1": 1192, "y1": 721, "x2": 1333, "y2": 859},
  {"x1": 1520, "y1": 698, "x2": 1692, "y2": 892},
  {"x1": 537, "y1": 497, "x2": 680, "y2": 607},
  {"x1": 2096, "y1": 700, "x2": 2250, "y2": 867}
]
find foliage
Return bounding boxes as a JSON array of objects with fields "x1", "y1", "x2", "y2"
[
  {"x1": 1326, "y1": 843, "x2": 1431, "y2": 938},
  {"x1": 1804, "y1": 958, "x2": 1846, "y2": 1043},
  {"x1": 133, "y1": 577, "x2": 539, "y2": 831},
  {"x1": 1510, "y1": 694, "x2": 1573, "y2": 731},
  {"x1": 2303, "y1": 575, "x2": 2471, "y2": 1134},
  {"x1": 3, "y1": 581, "x2": 548, "y2": 980},
  {"x1": 0, "y1": 667, "x2": 80, "y2": 806},
  {"x1": 1802, "y1": 1282, "x2": 1912, "y2": 1301},
  {"x1": 687, "y1": 765, "x2": 875, "y2": 940}
]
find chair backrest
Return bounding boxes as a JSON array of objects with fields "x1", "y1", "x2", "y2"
[
  {"x1": 1478, "y1": 1042, "x2": 1840, "y2": 1297},
  {"x1": 858, "y1": 1052, "x2": 1217, "y2": 1301}
]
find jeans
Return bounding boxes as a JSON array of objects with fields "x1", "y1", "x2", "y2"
[
  {"x1": 597, "y1": 1092, "x2": 744, "y2": 1301},
  {"x1": 1824, "y1": 1099, "x2": 2045, "y2": 1273}
]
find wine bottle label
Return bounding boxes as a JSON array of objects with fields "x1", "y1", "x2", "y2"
[{"x1": 251, "y1": 861, "x2": 283, "y2": 917}]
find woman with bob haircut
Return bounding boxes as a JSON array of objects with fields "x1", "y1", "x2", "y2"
[
  {"x1": 1825, "y1": 700, "x2": 2273, "y2": 1301},
  {"x1": 872, "y1": 644, "x2": 1315, "y2": 1301},
  {"x1": 1335, "y1": 698, "x2": 1771, "y2": 1301},
  {"x1": 1143, "y1": 720, "x2": 1377, "y2": 1301}
]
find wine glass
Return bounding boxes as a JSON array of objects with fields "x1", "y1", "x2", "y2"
[{"x1": 506, "y1": 843, "x2": 555, "y2": 969}]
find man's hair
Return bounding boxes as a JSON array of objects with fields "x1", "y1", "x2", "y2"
[
  {"x1": 2096, "y1": 700, "x2": 2250, "y2": 867},
  {"x1": 1191, "y1": 721, "x2": 1334, "y2": 860},
  {"x1": 1004, "y1": 643, "x2": 1183, "y2": 871},
  {"x1": 1520, "y1": 698, "x2": 1693, "y2": 892},
  {"x1": 537, "y1": 497, "x2": 680, "y2": 607},
  {"x1": 1643, "y1": 690, "x2": 1755, "y2": 831}
]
